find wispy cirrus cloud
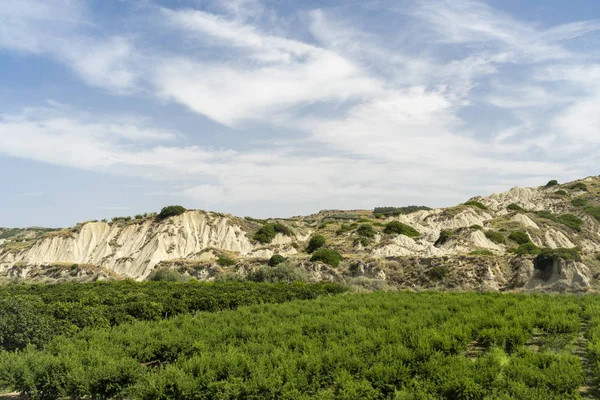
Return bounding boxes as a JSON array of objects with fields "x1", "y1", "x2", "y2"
[{"x1": 1, "y1": 0, "x2": 600, "y2": 222}]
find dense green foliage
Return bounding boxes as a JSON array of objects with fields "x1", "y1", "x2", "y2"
[
  {"x1": 158, "y1": 205, "x2": 186, "y2": 220},
  {"x1": 470, "y1": 224, "x2": 483, "y2": 230},
  {"x1": 534, "y1": 247, "x2": 581, "y2": 265},
  {"x1": 484, "y1": 230, "x2": 505, "y2": 244},
  {"x1": 556, "y1": 214, "x2": 584, "y2": 231},
  {"x1": 508, "y1": 231, "x2": 531, "y2": 245},
  {"x1": 253, "y1": 223, "x2": 294, "y2": 244},
  {"x1": 534, "y1": 211, "x2": 584, "y2": 231},
  {"x1": 463, "y1": 200, "x2": 488, "y2": 210},
  {"x1": 268, "y1": 254, "x2": 286, "y2": 267},
  {"x1": 554, "y1": 189, "x2": 568, "y2": 196},
  {"x1": 216, "y1": 255, "x2": 237, "y2": 267},
  {"x1": 310, "y1": 248, "x2": 342, "y2": 267},
  {"x1": 0, "y1": 282, "x2": 345, "y2": 352},
  {"x1": 569, "y1": 182, "x2": 588, "y2": 191},
  {"x1": 545, "y1": 180, "x2": 559, "y2": 187},
  {"x1": 513, "y1": 243, "x2": 540, "y2": 256},
  {"x1": 507, "y1": 203, "x2": 526, "y2": 212},
  {"x1": 356, "y1": 224, "x2": 375, "y2": 238},
  {"x1": 373, "y1": 206, "x2": 431, "y2": 217},
  {"x1": 146, "y1": 268, "x2": 187, "y2": 282},
  {"x1": 1, "y1": 292, "x2": 594, "y2": 399},
  {"x1": 571, "y1": 197, "x2": 588, "y2": 207},
  {"x1": 306, "y1": 234, "x2": 326, "y2": 253},
  {"x1": 585, "y1": 206, "x2": 600, "y2": 222},
  {"x1": 383, "y1": 221, "x2": 420, "y2": 238},
  {"x1": 246, "y1": 265, "x2": 310, "y2": 283}
]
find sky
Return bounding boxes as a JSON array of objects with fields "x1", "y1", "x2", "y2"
[{"x1": 1, "y1": 0, "x2": 600, "y2": 228}]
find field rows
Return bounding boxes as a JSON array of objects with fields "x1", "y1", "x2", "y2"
[{"x1": 1, "y1": 285, "x2": 600, "y2": 399}]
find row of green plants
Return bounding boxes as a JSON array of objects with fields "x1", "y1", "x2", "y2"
[
  {"x1": 0, "y1": 281, "x2": 346, "y2": 352},
  {"x1": 0, "y1": 291, "x2": 593, "y2": 399}
]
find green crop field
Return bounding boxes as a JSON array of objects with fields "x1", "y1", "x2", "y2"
[{"x1": 1, "y1": 284, "x2": 600, "y2": 399}]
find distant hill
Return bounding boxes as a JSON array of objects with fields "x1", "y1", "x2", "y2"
[{"x1": 1, "y1": 176, "x2": 600, "y2": 291}]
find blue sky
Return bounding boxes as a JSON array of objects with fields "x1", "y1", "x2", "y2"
[{"x1": 1, "y1": 0, "x2": 600, "y2": 227}]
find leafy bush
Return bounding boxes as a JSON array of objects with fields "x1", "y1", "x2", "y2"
[
  {"x1": 569, "y1": 182, "x2": 588, "y2": 191},
  {"x1": 146, "y1": 268, "x2": 186, "y2": 282},
  {"x1": 571, "y1": 197, "x2": 588, "y2": 207},
  {"x1": 310, "y1": 248, "x2": 342, "y2": 267},
  {"x1": 556, "y1": 214, "x2": 583, "y2": 231},
  {"x1": 545, "y1": 180, "x2": 559, "y2": 187},
  {"x1": 268, "y1": 254, "x2": 286, "y2": 267},
  {"x1": 427, "y1": 265, "x2": 449, "y2": 280},
  {"x1": 469, "y1": 250, "x2": 494, "y2": 256},
  {"x1": 373, "y1": 206, "x2": 431, "y2": 217},
  {"x1": 513, "y1": 243, "x2": 540, "y2": 256},
  {"x1": 253, "y1": 224, "x2": 276, "y2": 244},
  {"x1": 470, "y1": 224, "x2": 483, "y2": 230},
  {"x1": 158, "y1": 205, "x2": 186, "y2": 220},
  {"x1": 535, "y1": 247, "x2": 581, "y2": 263},
  {"x1": 555, "y1": 190, "x2": 568, "y2": 196},
  {"x1": 134, "y1": 214, "x2": 143, "y2": 220},
  {"x1": 216, "y1": 255, "x2": 236, "y2": 267},
  {"x1": 356, "y1": 224, "x2": 376, "y2": 238},
  {"x1": 383, "y1": 221, "x2": 420, "y2": 237},
  {"x1": 507, "y1": 203, "x2": 526, "y2": 212},
  {"x1": 306, "y1": 234, "x2": 326, "y2": 253},
  {"x1": 484, "y1": 230, "x2": 505, "y2": 244},
  {"x1": 508, "y1": 231, "x2": 531, "y2": 245},
  {"x1": 463, "y1": 200, "x2": 487, "y2": 210},
  {"x1": 354, "y1": 237, "x2": 370, "y2": 247},
  {"x1": 585, "y1": 206, "x2": 600, "y2": 222},
  {"x1": 253, "y1": 223, "x2": 293, "y2": 244}
]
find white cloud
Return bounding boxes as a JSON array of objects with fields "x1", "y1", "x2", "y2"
[{"x1": 1, "y1": 0, "x2": 600, "y2": 219}]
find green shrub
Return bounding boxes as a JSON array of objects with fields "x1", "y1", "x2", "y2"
[
  {"x1": 470, "y1": 224, "x2": 483, "y2": 230},
  {"x1": 571, "y1": 197, "x2": 588, "y2": 207},
  {"x1": 508, "y1": 231, "x2": 531, "y2": 245},
  {"x1": 146, "y1": 268, "x2": 186, "y2": 282},
  {"x1": 253, "y1": 224, "x2": 276, "y2": 244},
  {"x1": 373, "y1": 206, "x2": 431, "y2": 217},
  {"x1": 513, "y1": 243, "x2": 540, "y2": 256},
  {"x1": 507, "y1": 203, "x2": 526, "y2": 212},
  {"x1": 310, "y1": 248, "x2": 342, "y2": 267},
  {"x1": 216, "y1": 255, "x2": 236, "y2": 267},
  {"x1": 134, "y1": 214, "x2": 143, "y2": 220},
  {"x1": 545, "y1": 180, "x2": 559, "y2": 187},
  {"x1": 272, "y1": 223, "x2": 293, "y2": 236},
  {"x1": 356, "y1": 224, "x2": 376, "y2": 238},
  {"x1": 158, "y1": 205, "x2": 186, "y2": 220},
  {"x1": 534, "y1": 248, "x2": 582, "y2": 271},
  {"x1": 353, "y1": 237, "x2": 370, "y2": 247},
  {"x1": 306, "y1": 234, "x2": 326, "y2": 253},
  {"x1": 336, "y1": 224, "x2": 354, "y2": 235},
  {"x1": 268, "y1": 254, "x2": 286, "y2": 267},
  {"x1": 554, "y1": 190, "x2": 568, "y2": 196},
  {"x1": 585, "y1": 206, "x2": 600, "y2": 222},
  {"x1": 484, "y1": 230, "x2": 505, "y2": 244},
  {"x1": 463, "y1": 200, "x2": 487, "y2": 210},
  {"x1": 253, "y1": 223, "x2": 293, "y2": 244},
  {"x1": 569, "y1": 182, "x2": 588, "y2": 191},
  {"x1": 383, "y1": 221, "x2": 420, "y2": 238},
  {"x1": 469, "y1": 250, "x2": 494, "y2": 256},
  {"x1": 556, "y1": 214, "x2": 583, "y2": 231}
]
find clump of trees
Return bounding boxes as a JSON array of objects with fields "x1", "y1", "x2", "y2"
[
  {"x1": 310, "y1": 248, "x2": 342, "y2": 267},
  {"x1": 383, "y1": 221, "x2": 420, "y2": 238},
  {"x1": 306, "y1": 234, "x2": 326, "y2": 253},
  {"x1": 158, "y1": 205, "x2": 186, "y2": 220},
  {"x1": 254, "y1": 223, "x2": 294, "y2": 244}
]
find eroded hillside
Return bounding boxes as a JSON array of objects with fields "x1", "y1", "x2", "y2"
[{"x1": 2, "y1": 176, "x2": 600, "y2": 291}]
